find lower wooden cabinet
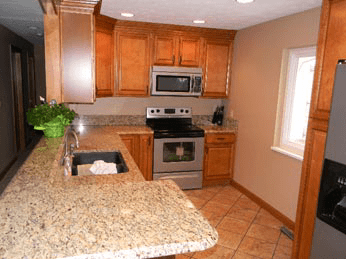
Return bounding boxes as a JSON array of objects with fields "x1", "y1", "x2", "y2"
[
  {"x1": 203, "y1": 133, "x2": 236, "y2": 186},
  {"x1": 120, "y1": 133, "x2": 153, "y2": 181},
  {"x1": 292, "y1": 119, "x2": 328, "y2": 259}
]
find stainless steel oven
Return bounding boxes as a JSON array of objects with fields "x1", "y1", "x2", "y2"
[{"x1": 146, "y1": 107, "x2": 204, "y2": 189}]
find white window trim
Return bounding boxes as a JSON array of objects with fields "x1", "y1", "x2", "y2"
[{"x1": 272, "y1": 46, "x2": 316, "y2": 161}]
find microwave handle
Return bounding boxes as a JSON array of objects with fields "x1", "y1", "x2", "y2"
[{"x1": 191, "y1": 77, "x2": 195, "y2": 92}]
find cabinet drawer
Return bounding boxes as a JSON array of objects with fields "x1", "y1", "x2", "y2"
[{"x1": 205, "y1": 133, "x2": 235, "y2": 144}]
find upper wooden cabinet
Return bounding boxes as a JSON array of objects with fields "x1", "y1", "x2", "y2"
[
  {"x1": 115, "y1": 30, "x2": 151, "y2": 96},
  {"x1": 153, "y1": 35, "x2": 201, "y2": 67},
  {"x1": 310, "y1": 0, "x2": 346, "y2": 120},
  {"x1": 45, "y1": 0, "x2": 99, "y2": 103},
  {"x1": 93, "y1": 20, "x2": 236, "y2": 98},
  {"x1": 95, "y1": 18, "x2": 114, "y2": 97},
  {"x1": 202, "y1": 39, "x2": 233, "y2": 98}
]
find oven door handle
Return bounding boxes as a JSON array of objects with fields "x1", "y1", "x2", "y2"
[{"x1": 158, "y1": 174, "x2": 199, "y2": 180}]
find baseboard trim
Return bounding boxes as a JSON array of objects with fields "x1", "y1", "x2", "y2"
[{"x1": 231, "y1": 180, "x2": 295, "y2": 231}]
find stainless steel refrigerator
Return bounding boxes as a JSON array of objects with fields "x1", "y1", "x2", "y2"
[{"x1": 310, "y1": 60, "x2": 346, "y2": 258}]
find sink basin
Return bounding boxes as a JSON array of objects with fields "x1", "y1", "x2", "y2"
[{"x1": 71, "y1": 151, "x2": 129, "y2": 176}]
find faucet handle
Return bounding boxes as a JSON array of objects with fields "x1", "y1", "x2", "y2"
[{"x1": 70, "y1": 143, "x2": 75, "y2": 154}]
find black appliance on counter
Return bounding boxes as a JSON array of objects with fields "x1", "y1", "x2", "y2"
[
  {"x1": 212, "y1": 105, "x2": 224, "y2": 126},
  {"x1": 310, "y1": 60, "x2": 346, "y2": 258},
  {"x1": 146, "y1": 107, "x2": 204, "y2": 190}
]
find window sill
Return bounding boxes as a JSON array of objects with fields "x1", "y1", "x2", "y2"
[{"x1": 271, "y1": 146, "x2": 303, "y2": 161}]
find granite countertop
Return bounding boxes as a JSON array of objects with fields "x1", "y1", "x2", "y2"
[
  {"x1": 0, "y1": 125, "x2": 218, "y2": 259},
  {"x1": 199, "y1": 125, "x2": 237, "y2": 134}
]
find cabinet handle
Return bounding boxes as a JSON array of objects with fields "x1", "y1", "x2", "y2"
[
  {"x1": 217, "y1": 138, "x2": 226, "y2": 141},
  {"x1": 179, "y1": 56, "x2": 182, "y2": 65},
  {"x1": 172, "y1": 55, "x2": 175, "y2": 64}
]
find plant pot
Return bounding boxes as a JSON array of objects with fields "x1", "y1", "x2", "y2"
[{"x1": 42, "y1": 124, "x2": 66, "y2": 138}]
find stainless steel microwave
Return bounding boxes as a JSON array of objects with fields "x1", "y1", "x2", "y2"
[{"x1": 151, "y1": 66, "x2": 203, "y2": 96}]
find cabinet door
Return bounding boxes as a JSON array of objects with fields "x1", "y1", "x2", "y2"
[
  {"x1": 153, "y1": 35, "x2": 176, "y2": 66},
  {"x1": 60, "y1": 10, "x2": 95, "y2": 103},
  {"x1": 203, "y1": 133, "x2": 235, "y2": 186},
  {"x1": 310, "y1": 0, "x2": 346, "y2": 120},
  {"x1": 203, "y1": 40, "x2": 232, "y2": 98},
  {"x1": 95, "y1": 27, "x2": 114, "y2": 97},
  {"x1": 139, "y1": 134, "x2": 153, "y2": 181},
  {"x1": 116, "y1": 31, "x2": 150, "y2": 96},
  {"x1": 293, "y1": 119, "x2": 328, "y2": 259},
  {"x1": 120, "y1": 134, "x2": 139, "y2": 164},
  {"x1": 204, "y1": 145, "x2": 232, "y2": 179},
  {"x1": 179, "y1": 37, "x2": 201, "y2": 67}
]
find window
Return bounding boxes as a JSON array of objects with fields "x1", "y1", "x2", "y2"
[{"x1": 272, "y1": 46, "x2": 316, "y2": 160}]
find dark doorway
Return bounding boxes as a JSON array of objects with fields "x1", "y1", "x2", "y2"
[{"x1": 10, "y1": 46, "x2": 26, "y2": 154}]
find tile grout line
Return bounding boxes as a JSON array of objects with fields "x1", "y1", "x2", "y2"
[
  {"x1": 188, "y1": 185, "x2": 288, "y2": 259},
  {"x1": 229, "y1": 203, "x2": 263, "y2": 259}
]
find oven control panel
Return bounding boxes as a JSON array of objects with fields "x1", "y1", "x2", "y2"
[{"x1": 146, "y1": 107, "x2": 192, "y2": 118}]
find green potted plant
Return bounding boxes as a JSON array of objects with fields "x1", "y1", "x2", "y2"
[{"x1": 27, "y1": 103, "x2": 76, "y2": 138}]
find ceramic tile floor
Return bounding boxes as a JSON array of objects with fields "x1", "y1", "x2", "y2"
[{"x1": 180, "y1": 185, "x2": 293, "y2": 259}]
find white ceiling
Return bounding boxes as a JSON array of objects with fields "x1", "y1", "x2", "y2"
[
  {"x1": 0, "y1": 0, "x2": 322, "y2": 46},
  {"x1": 101, "y1": 0, "x2": 322, "y2": 30},
  {"x1": 0, "y1": 0, "x2": 44, "y2": 45}
]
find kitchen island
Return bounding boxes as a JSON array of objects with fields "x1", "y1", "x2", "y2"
[{"x1": 0, "y1": 126, "x2": 218, "y2": 259}]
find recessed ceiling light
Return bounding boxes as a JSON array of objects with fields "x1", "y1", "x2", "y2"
[
  {"x1": 29, "y1": 26, "x2": 38, "y2": 30},
  {"x1": 236, "y1": 0, "x2": 254, "y2": 3},
  {"x1": 121, "y1": 12, "x2": 134, "y2": 18},
  {"x1": 193, "y1": 20, "x2": 205, "y2": 24},
  {"x1": 36, "y1": 32, "x2": 43, "y2": 37}
]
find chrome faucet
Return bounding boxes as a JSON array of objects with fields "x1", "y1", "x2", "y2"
[
  {"x1": 64, "y1": 128, "x2": 80, "y2": 157},
  {"x1": 62, "y1": 128, "x2": 79, "y2": 175}
]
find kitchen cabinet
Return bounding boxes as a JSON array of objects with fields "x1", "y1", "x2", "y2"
[
  {"x1": 293, "y1": 119, "x2": 328, "y2": 259},
  {"x1": 45, "y1": 0, "x2": 98, "y2": 103},
  {"x1": 202, "y1": 39, "x2": 233, "y2": 98},
  {"x1": 120, "y1": 133, "x2": 153, "y2": 181},
  {"x1": 59, "y1": 3, "x2": 96, "y2": 103},
  {"x1": 292, "y1": 0, "x2": 346, "y2": 258},
  {"x1": 153, "y1": 34, "x2": 201, "y2": 67},
  {"x1": 115, "y1": 30, "x2": 151, "y2": 96},
  {"x1": 309, "y1": 0, "x2": 346, "y2": 121},
  {"x1": 203, "y1": 133, "x2": 236, "y2": 186},
  {"x1": 95, "y1": 17, "x2": 114, "y2": 97}
]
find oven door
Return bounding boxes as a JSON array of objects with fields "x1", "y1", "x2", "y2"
[{"x1": 153, "y1": 137, "x2": 204, "y2": 173}]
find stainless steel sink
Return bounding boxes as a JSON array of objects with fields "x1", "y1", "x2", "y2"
[{"x1": 71, "y1": 151, "x2": 129, "y2": 176}]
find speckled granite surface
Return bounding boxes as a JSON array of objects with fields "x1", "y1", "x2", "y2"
[
  {"x1": 71, "y1": 115, "x2": 238, "y2": 131},
  {"x1": 200, "y1": 125, "x2": 237, "y2": 134},
  {"x1": 0, "y1": 126, "x2": 218, "y2": 259}
]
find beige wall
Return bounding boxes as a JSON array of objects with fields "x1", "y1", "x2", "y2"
[
  {"x1": 229, "y1": 7, "x2": 321, "y2": 220},
  {"x1": 69, "y1": 96, "x2": 224, "y2": 115}
]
